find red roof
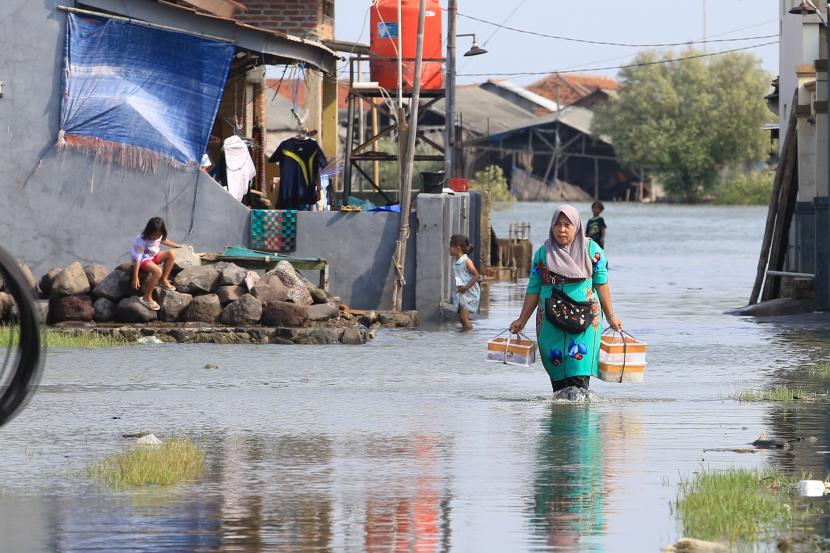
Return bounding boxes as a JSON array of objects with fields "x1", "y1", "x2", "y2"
[{"x1": 528, "y1": 73, "x2": 620, "y2": 106}]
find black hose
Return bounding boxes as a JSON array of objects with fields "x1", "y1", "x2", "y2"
[{"x1": 0, "y1": 246, "x2": 43, "y2": 426}]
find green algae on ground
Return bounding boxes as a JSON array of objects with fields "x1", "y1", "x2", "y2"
[
  {"x1": 675, "y1": 468, "x2": 806, "y2": 544},
  {"x1": 87, "y1": 437, "x2": 204, "y2": 488},
  {"x1": 0, "y1": 327, "x2": 126, "y2": 349},
  {"x1": 732, "y1": 387, "x2": 820, "y2": 402}
]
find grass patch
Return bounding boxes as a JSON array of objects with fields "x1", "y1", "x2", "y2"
[
  {"x1": 87, "y1": 437, "x2": 205, "y2": 488},
  {"x1": 732, "y1": 386, "x2": 819, "y2": 402},
  {"x1": 0, "y1": 327, "x2": 125, "y2": 349},
  {"x1": 675, "y1": 468, "x2": 805, "y2": 543},
  {"x1": 806, "y1": 363, "x2": 830, "y2": 379}
]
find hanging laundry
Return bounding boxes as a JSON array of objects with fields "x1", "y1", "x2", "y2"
[
  {"x1": 223, "y1": 135, "x2": 256, "y2": 202},
  {"x1": 269, "y1": 137, "x2": 328, "y2": 210}
]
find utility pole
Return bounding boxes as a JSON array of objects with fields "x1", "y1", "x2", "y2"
[
  {"x1": 445, "y1": 0, "x2": 457, "y2": 178},
  {"x1": 702, "y1": 0, "x2": 708, "y2": 51},
  {"x1": 392, "y1": 0, "x2": 427, "y2": 312}
]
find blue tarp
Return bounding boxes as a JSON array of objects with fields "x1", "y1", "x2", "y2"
[{"x1": 60, "y1": 13, "x2": 234, "y2": 166}]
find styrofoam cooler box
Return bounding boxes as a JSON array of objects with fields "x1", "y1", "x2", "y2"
[
  {"x1": 487, "y1": 335, "x2": 537, "y2": 367},
  {"x1": 599, "y1": 334, "x2": 647, "y2": 383}
]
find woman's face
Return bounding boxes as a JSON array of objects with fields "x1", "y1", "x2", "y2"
[{"x1": 552, "y1": 213, "x2": 576, "y2": 245}]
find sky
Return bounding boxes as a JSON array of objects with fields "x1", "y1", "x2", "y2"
[{"x1": 333, "y1": 0, "x2": 779, "y2": 86}]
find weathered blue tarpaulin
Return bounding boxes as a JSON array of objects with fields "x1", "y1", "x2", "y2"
[{"x1": 60, "y1": 13, "x2": 234, "y2": 167}]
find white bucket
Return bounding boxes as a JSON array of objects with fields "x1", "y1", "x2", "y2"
[{"x1": 798, "y1": 480, "x2": 825, "y2": 497}]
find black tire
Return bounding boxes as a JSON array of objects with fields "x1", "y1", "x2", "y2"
[{"x1": 0, "y1": 246, "x2": 43, "y2": 426}]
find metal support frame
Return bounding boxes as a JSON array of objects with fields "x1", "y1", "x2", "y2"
[{"x1": 342, "y1": 55, "x2": 446, "y2": 205}]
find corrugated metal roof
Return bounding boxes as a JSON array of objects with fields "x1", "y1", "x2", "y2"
[
  {"x1": 428, "y1": 85, "x2": 536, "y2": 136},
  {"x1": 467, "y1": 106, "x2": 611, "y2": 145},
  {"x1": 484, "y1": 80, "x2": 560, "y2": 112}
]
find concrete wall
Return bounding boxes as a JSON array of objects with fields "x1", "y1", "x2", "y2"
[
  {"x1": 295, "y1": 212, "x2": 416, "y2": 311},
  {"x1": 0, "y1": 1, "x2": 250, "y2": 277}
]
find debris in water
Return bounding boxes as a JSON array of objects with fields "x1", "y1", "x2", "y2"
[
  {"x1": 137, "y1": 434, "x2": 162, "y2": 446},
  {"x1": 136, "y1": 336, "x2": 163, "y2": 345},
  {"x1": 204, "y1": 363, "x2": 218, "y2": 369},
  {"x1": 550, "y1": 386, "x2": 601, "y2": 403},
  {"x1": 122, "y1": 431, "x2": 150, "y2": 438},
  {"x1": 662, "y1": 538, "x2": 727, "y2": 552},
  {"x1": 702, "y1": 448, "x2": 757, "y2": 454},
  {"x1": 751, "y1": 432, "x2": 789, "y2": 449}
]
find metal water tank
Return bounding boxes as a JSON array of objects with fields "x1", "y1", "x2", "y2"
[{"x1": 370, "y1": 0, "x2": 444, "y2": 91}]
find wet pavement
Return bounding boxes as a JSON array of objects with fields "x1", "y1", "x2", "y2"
[{"x1": 2, "y1": 202, "x2": 829, "y2": 551}]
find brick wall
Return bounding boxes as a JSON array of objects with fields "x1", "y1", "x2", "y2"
[{"x1": 237, "y1": 0, "x2": 334, "y2": 40}]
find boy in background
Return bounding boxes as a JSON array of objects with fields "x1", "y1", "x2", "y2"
[{"x1": 585, "y1": 201, "x2": 607, "y2": 248}]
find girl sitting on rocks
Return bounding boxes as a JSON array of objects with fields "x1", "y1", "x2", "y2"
[{"x1": 131, "y1": 217, "x2": 181, "y2": 311}]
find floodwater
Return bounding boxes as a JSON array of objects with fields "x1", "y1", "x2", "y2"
[{"x1": 2, "y1": 202, "x2": 830, "y2": 552}]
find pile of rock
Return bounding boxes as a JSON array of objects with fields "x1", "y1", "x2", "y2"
[{"x1": 5, "y1": 259, "x2": 344, "y2": 330}]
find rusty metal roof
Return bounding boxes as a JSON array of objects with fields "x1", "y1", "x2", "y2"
[{"x1": 78, "y1": 0, "x2": 338, "y2": 74}]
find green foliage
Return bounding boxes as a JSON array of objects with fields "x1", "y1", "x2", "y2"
[
  {"x1": 712, "y1": 169, "x2": 773, "y2": 205},
  {"x1": 470, "y1": 165, "x2": 515, "y2": 209},
  {"x1": 676, "y1": 468, "x2": 806, "y2": 543},
  {"x1": 593, "y1": 49, "x2": 773, "y2": 202},
  {"x1": 87, "y1": 437, "x2": 205, "y2": 488}
]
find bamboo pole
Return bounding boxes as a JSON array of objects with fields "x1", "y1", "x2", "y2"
[{"x1": 391, "y1": 0, "x2": 427, "y2": 312}]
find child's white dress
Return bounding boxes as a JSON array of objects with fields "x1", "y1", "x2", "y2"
[{"x1": 452, "y1": 254, "x2": 480, "y2": 313}]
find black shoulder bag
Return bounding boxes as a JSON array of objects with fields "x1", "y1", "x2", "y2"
[{"x1": 544, "y1": 284, "x2": 594, "y2": 334}]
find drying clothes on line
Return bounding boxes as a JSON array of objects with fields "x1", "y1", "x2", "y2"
[
  {"x1": 223, "y1": 135, "x2": 256, "y2": 202},
  {"x1": 268, "y1": 137, "x2": 328, "y2": 210},
  {"x1": 250, "y1": 209, "x2": 298, "y2": 253}
]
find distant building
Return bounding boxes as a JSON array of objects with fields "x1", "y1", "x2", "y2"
[{"x1": 527, "y1": 73, "x2": 621, "y2": 107}]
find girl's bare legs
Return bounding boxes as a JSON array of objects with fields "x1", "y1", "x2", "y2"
[
  {"x1": 458, "y1": 307, "x2": 473, "y2": 331},
  {"x1": 142, "y1": 263, "x2": 162, "y2": 302},
  {"x1": 155, "y1": 250, "x2": 177, "y2": 286}
]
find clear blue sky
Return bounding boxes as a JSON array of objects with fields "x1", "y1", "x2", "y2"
[{"x1": 333, "y1": 0, "x2": 779, "y2": 85}]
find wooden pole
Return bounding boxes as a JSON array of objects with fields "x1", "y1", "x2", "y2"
[
  {"x1": 750, "y1": 91, "x2": 798, "y2": 305},
  {"x1": 391, "y1": 0, "x2": 427, "y2": 312}
]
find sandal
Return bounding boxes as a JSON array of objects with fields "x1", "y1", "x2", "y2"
[
  {"x1": 160, "y1": 281, "x2": 176, "y2": 291},
  {"x1": 138, "y1": 297, "x2": 161, "y2": 311}
]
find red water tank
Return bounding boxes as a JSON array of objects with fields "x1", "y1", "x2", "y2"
[{"x1": 370, "y1": 0, "x2": 444, "y2": 91}]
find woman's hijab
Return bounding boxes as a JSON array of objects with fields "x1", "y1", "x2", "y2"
[{"x1": 544, "y1": 204, "x2": 593, "y2": 279}]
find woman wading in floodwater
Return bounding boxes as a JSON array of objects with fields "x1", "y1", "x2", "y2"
[{"x1": 510, "y1": 205, "x2": 623, "y2": 392}]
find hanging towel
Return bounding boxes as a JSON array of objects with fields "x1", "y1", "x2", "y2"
[{"x1": 223, "y1": 135, "x2": 256, "y2": 202}]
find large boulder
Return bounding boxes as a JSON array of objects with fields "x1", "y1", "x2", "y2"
[
  {"x1": 39, "y1": 267, "x2": 62, "y2": 297},
  {"x1": 93, "y1": 297, "x2": 117, "y2": 323},
  {"x1": 271, "y1": 261, "x2": 312, "y2": 307},
  {"x1": 174, "y1": 266, "x2": 220, "y2": 295},
  {"x1": 220, "y1": 294, "x2": 263, "y2": 325},
  {"x1": 49, "y1": 294, "x2": 94, "y2": 323},
  {"x1": 51, "y1": 262, "x2": 91, "y2": 298},
  {"x1": 18, "y1": 263, "x2": 37, "y2": 295},
  {"x1": 219, "y1": 263, "x2": 247, "y2": 286},
  {"x1": 93, "y1": 270, "x2": 133, "y2": 301},
  {"x1": 116, "y1": 296, "x2": 157, "y2": 323},
  {"x1": 83, "y1": 263, "x2": 109, "y2": 289},
  {"x1": 216, "y1": 285, "x2": 245, "y2": 305},
  {"x1": 341, "y1": 327, "x2": 367, "y2": 345},
  {"x1": 251, "y1": 274, "x2": 289, "y2": 305},
  {"x1": 183, "y1": 294, "x2": 222, "y2": 323},
  {"x1": 244, "y1": 271, "x2": 260, "y2": 291},
  {"x1": 301, "y1": 277, "x2": 329, "y2": 305},
  {"x1": 174, "y1": 245, "x2": 201, "y2": 272},
  {"x1": 261, "y1": 300, "x2": 308, "y2": 327},
  {"x1": 307, "y1": 302, "x2": 339, "y2": 322},
  {"x1": 157, "y1": 288, "x2": 193, "y2": 322}
]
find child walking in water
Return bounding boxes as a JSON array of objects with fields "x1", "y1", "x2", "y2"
[
  {"x1": 585, "y1": 201, "x2": 607, "y2": 249},
  {"x1": 131, "y1": 217, "x2": 182, "y2": 311},
  {"x1": 449, "y1": 234, "x2": 481, "y2": 331}
]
